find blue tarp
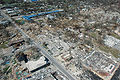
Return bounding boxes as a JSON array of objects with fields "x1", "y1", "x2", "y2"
[
  {"x1": 22, "y1": 16, "x2": 32, "y2": 20},
  {"x1": 6, "y1": 61, "x2": 10, "y2": 64},
  {"x1": 28, "y1": 14, "x2": 37, "y2": 18},
  {"x1": 31, "y1": 0, "x2": 37, "y2": 1},
  {"x1": 22, "y1": 10, "x2": 63, "y2": 21}
]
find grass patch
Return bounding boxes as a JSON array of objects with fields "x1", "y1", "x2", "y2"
[
  {"x1": 0, "y1": 44, "x2": 8, "y2": 49},
  {"x1": 90, "y1": 32, "x2": 97, "y2": 39},
  {"x1": 3, "y1": 66, "x2": 10, "y2": 73},
  {"x1": 110, "y1": 32, "x2": 120, "y2": 40},
  {"x1": 89, "y1": 32, "x2": 100, "y2": 40},
  {"x1": 15, "y1": 19, "x2": 25, "y2": 25},
  {"x1": 99, "y1": 45, "x2": 120, "y2": 58},
  {"x1": 0, "y1": 41, "x2": 8, "y2": 49}
]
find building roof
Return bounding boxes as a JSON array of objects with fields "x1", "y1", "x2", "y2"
[
  {"x1": 22, "y1": 10, "x2": 63, "y2": 21},
  {"x1": 26, "y1": 56, "x2": 47, "y2": 72},
  {"x1": 83, "y1": 51, "x2": 119, "y2": 80}
]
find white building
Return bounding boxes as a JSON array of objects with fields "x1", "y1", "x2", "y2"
[{"x1": 26, "y1": 56, "x2": 47, "y2": 72}]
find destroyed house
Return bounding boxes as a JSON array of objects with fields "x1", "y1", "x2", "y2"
[
  {"x1": 8, "y1": 39, "x2": 25, "y2": 46},
  {"x1": 83, "y1": 51, "x2": 119, "y2": 80},
  {"x1": 0, "y1": 20, "x2": 10, "y2": 26}
]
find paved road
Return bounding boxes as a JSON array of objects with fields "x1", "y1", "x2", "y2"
[{"x1": 1, "y1": 10, "x2": 76, "y2": 80}]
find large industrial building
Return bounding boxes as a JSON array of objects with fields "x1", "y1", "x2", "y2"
[
  {"x1": 83, "y1": 51, "x2": 120, "y2": 80},
  {"x1": 26, "y1": 56, "x2": 50, "y2": 73}
]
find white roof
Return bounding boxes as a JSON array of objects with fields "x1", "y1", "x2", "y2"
[
  {"x1": 104, "y1": 35, "x2": 120, "y2": 47},
  {"x1": 26, "y1": 56, "x2": 46, "y2": 71}
]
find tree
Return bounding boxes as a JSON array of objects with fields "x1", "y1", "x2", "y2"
[{"x1": 1, "y1": 0, "x2": 12, "y2": 4}]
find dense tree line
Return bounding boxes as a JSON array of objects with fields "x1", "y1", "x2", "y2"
[
  {"x1": 0, "y1": 0, "x2": 12, "y2": 4},
  {"x1": 0, "y1": 0, "x2": 23, "y2": 4}
]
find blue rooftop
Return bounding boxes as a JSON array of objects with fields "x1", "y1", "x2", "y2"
[
  {"x1": 31, "y1": 0, "x2": 38, "y2": 1},
  {"x1": 22, "y1": 10, "x2": 63, "y2": 21}
]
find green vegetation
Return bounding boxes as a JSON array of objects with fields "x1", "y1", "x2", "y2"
[
  {"x1": 0, "y1": 44, "x2": 7, "y2": 48},
  {"x1": 4, "y1": 41, "x2": 8, "y2": 44},
  {"x1": 0, "y1": 44, "x2": 8, "y2": 49},
  {"x1": 0, "y1": 41, "x2": 8, "y2": 49},
  {"x1": 15, "y1": 19, "x2": 25, "y2": 25},
  {"x1": 99, "y1": 45, "x2": 120, "y2": 58},
  {"x1": 43, "y1": 42, "x2": 48, "y2": 49},
  {"x1": 12, "y1": 59, "x2": 17, "y2": 64},
  {"x1": 7, "y1": 68, "x2": 12, "y2": 74},
  {"x1": 1, "y1": 0, "x2": 12, "y2": 4},
  {"x1": 90, "y1": 32, "x2": 98, "y2": 39},
  {"x1": 3, "y1": 66, "x2": 10, "y2": 73},
  {"x1": 110, "y1": 32, "x2": 120, "y2": 40},
  {"x1": 47, "y1": 5, "x2": 52, "y2": 9}
]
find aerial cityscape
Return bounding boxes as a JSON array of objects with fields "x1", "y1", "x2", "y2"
[{"x1": 0, "y1": 0, "x2": 120, "y2": 80}]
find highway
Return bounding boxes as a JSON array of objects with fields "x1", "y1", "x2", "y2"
[{"x1": 0, "y1": 10, "x2": 76, "y2": 80}]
